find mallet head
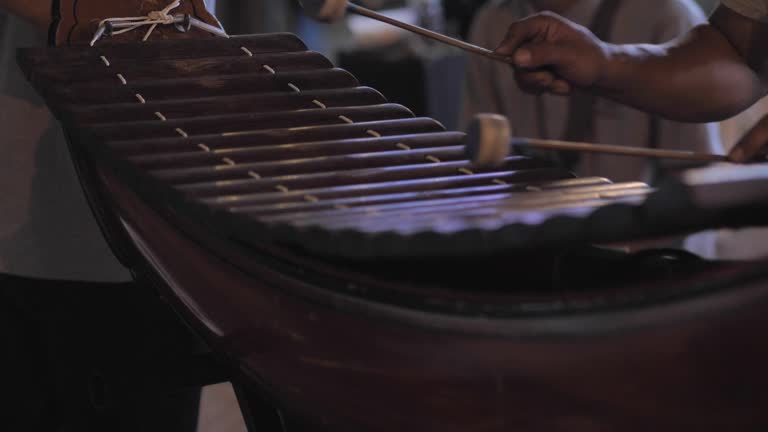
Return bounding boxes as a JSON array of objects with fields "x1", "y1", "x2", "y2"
[{"x1": 465, "y1": 113, "x2": 512, "y2": 168}]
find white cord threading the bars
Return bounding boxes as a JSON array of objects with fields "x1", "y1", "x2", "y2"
[
  {"x1": 91, "y1": 0, "x2": 180, "y2": 45},
  {"x1": 90, "y1": 0, "x2": 227, "y2": 46}
]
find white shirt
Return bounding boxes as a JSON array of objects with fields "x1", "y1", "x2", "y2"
[{"x1": 0, "y1": 14, "x2": 130, "y2": 282}]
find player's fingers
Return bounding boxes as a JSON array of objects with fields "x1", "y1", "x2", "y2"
[
  {"x1": 730, "y1": 114, "x2": 768, "y2": 163},
  {"x1": 511, "y1": 40, "x2": 579, "y2": 71},
  {"x1": 495, "y1": 14, "x2": 552, "y2": 57},
  {"x1": 551, "y1": 79, "x2": 572, "y2": 95},
  {"x1": 514, "y1": 69, "x2": 556, "y2": 94}
]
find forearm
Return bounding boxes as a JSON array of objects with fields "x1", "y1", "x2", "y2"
[
  {"x1": 594, "y1": 6, "x2": 768, "y2": 123},
  {"x1": 596, "y1": 26, "x2": 764, "y2": 122},
  {"x1": 0, "y1": 0, "x2": 51, "y2": 31}
]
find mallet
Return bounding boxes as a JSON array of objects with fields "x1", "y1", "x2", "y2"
[
  {"x1": 466, "y1": 113, "x2": 730, "y2": 168},
  {"x1": 298, "y1": 0, "x2": 513, "y2": 63}
]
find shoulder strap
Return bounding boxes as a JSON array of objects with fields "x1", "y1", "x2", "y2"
[{"x1": 48, "y1": 0, "x2": 61, "y2": 47}]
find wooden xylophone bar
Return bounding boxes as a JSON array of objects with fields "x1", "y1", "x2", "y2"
[{"x1": 22, "y1": 31, "x2": 760, "y2": 258}]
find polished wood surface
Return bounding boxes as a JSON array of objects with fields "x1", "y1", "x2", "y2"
[
  {"x1": 88, "y1": 104, "x2": 412, "y2": 141},
  {"x1": 49, "y1": 69, "x2": 359, "y2": 104},
  {"x1": 28, "y1": 51, "x2": 332, "y2": 85},
  {"x1": 23, "y1": 33, "x2": 662, "y2": 255},
  {"x1": 101, "y1": 162, "x2": 768, "y2": 431}
]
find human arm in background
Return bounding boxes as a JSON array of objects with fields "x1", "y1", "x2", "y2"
[
  {"x1": 493, "y1": 5, "x2": 768, "y2": 161},
  {"x1": 0, "y1": 0, "x2": 51, "y2": 31},
  {"x1": 643, "y1": 1, "x2": 725, "y2": 170}
]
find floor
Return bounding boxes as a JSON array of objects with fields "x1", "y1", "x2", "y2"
[{"x1": 198, "y1": 383, "x2": 248, "y2": 432}]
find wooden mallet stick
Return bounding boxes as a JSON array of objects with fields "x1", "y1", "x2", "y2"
[
  {"x1": 466, "y1": 113, "x2": 731, "y2": 168},
  {"x1": 298, "y1": 0, "x2": 513, "y2": 63}
]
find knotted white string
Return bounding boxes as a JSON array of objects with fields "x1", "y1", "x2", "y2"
[{"x1": 90, "y1": 0, "x2": 187, "y2": 46}]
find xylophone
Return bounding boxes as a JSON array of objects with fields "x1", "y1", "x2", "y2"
[
  {"x1": 17, "y1": 33, "x2": 768, "y2": 259},
  {"x1": 16, "y1": 2, "x2": 768, "y2": 431}
]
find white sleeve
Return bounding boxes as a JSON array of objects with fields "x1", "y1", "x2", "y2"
[{"x1": 720, "y1": 0, "x2": 768, "y2": 21}]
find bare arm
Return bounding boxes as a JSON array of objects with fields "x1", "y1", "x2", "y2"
[
  {"x1": 598, "y1": 7, "x2": 767, "y2": 122},
  {"x1": 495, "y1": 6, "x2": 768, "y2": 123},
  {"x1": 0, "y1": 0, "x2": 51, "y2": 31}
]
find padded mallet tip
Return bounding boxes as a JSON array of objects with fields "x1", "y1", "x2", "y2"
[{"x1": 466, "y1": 113, "x2": 512, "y2": 168}]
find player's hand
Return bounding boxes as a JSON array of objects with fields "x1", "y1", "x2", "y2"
[
  {"x1": 494, "y1": 12, "x2": 612, "y2": 95},
  {"x1": 729, "y1": 114, "x2": 768, "y2": 163}
]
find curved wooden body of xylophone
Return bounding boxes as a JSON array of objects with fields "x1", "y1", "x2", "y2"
[
  {"x1": 98, "y1": 161, "x2": 768, "y2": 432},
  {"x1": 17, "y1": 12, "x2": 768, "y2": 430}
]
